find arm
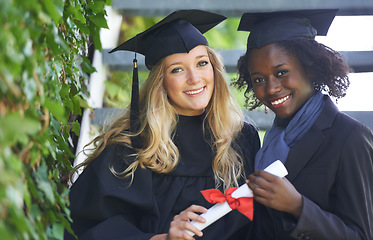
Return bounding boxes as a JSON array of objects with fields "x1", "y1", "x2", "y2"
[
  {"x1": 150, "y1": 234, "x2": 168, "y2": 240},
  {"x1": 290, "y1": 125, "x2": 373, "y2": 239},
  {"x1": 66, "y1": 145, "x2": 157, "y2": 240},
  {"x1": 67, "y1": 145, "x2": 210, "y2": 240}
]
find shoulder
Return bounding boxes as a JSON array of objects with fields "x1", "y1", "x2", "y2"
[
  {"x1": 333, "y1": 111, "x2": 373, "y2": 138},
  {"x1": 235, "y1": 122, "x2": 261, "y2": 168},
  {"x1": 241, "y1": 121, "x2": 259, "y2": 139},
  {"x1": 318, "y1": 97, "x2": 372, "y2": 139},
  {"x1": 240, "y1": 121, "x2": 260, "y2": 147},
  {"x1": 70, "y1": 144, "x2": 153, "y2": 203},
  {"x1": 325, "y1": 112, "x2": 373, "y2": 170},
  {"x1": 337, "y1": 112, "x2": 373, "y2": 149},
  {"x1": 74, "y1": 144, "x2": 137, "y2": 184}
]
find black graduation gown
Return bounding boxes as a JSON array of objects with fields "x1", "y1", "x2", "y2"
[
  {"x1": 250, "y1": 96, "x2": 373, "y2": 240},
  {"x1": 65, "y1": 114, "x2": 260, "y2": 240}
]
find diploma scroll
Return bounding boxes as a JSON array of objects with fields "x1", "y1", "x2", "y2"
[{"x1": 185, "y1": 160, "x2": 288, "y2": 236}]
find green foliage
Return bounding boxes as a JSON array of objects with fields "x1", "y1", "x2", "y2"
[
  {"x1": 204, "y1": 17, "x2": 248, "y2": 50},
  {"x1": 0, "y1": 0, "x2": 111, "y2": 239},
  {"x1": 104, "y1": 71, "x2": 148, "y2": 108}
]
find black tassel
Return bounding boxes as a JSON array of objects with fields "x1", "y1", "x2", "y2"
[{"x1": 130, "y1": 58, "x2": 142, "y2": 149}]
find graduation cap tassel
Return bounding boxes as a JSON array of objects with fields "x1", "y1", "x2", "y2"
[{"x1": 130, "y1": 57, "x2": 142, "y2": 149}]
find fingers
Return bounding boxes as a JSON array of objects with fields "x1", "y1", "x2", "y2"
[
  {"x1": 167, "y1": 205, "x2": 207, "y2": 240},
  {"x1": 249, "y1": 170, "x2": 284, "y2": 188},
  {"x1": 247, "y1": 172, "x2": 303, "y2": 217},
  {"x1": 247, "y1": 170, "x2": 284, "y2": 203},
  {"x1": 253, "y1": 170, "x2": 280, "y2": 181},
  {"x1": 247, "y1": 178, "x2": 271, "y2": 201}
]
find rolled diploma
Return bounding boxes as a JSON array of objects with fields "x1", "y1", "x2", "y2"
[{"x1": 185, "y1": 160, "x2": 288, "y2": 236}]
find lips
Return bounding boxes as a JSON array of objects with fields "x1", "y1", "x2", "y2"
[
  {"x1": 270, "y1": 95, "x2": 290, "y2": 106},
  {"x1": 184, "y1": 87, "x2": 205, "y2": 95}
]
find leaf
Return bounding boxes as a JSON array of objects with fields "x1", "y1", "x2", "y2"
[
  {"x1": 55, "y1": 135, "x2": 75, "y2": 158},
  {"x1": 88, "y1": 1, "x2": 106, "y2": 14},
  {"x1": 77, "y1": 94, "x2": 92, "y2": 110},
  {"x1": 51, "y1": 223, "x2": 64, "y2": 240},
  {"x1": 74, "y1": 20, "x2": 90, "y2": 35},
  {"x1": 89, "y1": 25, "x2": 102, "y2": 50},
  {"x1": 0, "y1": 113, "x2": 40, "y2": 144},
  {"x1": 88, "y1": 12, "x2": 108, "y2": 29},
  {"x1": 59, "y1": 83, "x2": 70, "y2": 99},
  {"x1": 6, "y1": 185, "x2": 24, "y2": 208},
  {"x1": 62, "y1": 99, "x2": 73, "y2": 112},
  {"x1": 35, "y1": 166, "x2": 55, "y2": 204},
  {"x1": 0, "y1": 223, "x2": 15, "y2": 240},
  {"x1": 81, "y1": 55, "x2": 96, "y2": 74},
  {"x1": 71, "y1": 120, "x2": 81, "y2": 137},
  {"x1": 69, "y1": 4, "x2": 86, "y2": 23},
  {"x1": 41, "y1": 0, "x2": 62, "y2": 24},
  {"x1": 44, "y1": 97, "x2": 67, "y2": 124},
  {"x1": 72, "y1": 95, "x2": 82, "y2": 115}
]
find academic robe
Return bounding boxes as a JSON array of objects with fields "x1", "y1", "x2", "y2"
[
  {"x1": 65, "y1": 114, "x2": 260, "y2": 240},
  {"x1": 250, "y1": 96, "x2": 373, "y2": 240}
]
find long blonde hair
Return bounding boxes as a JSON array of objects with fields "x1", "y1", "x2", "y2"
[{"x1": 72, "y1": 46, "x2": 245, "y2": 189}]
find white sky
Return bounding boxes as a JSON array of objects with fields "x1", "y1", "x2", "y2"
[{"x1": 316, "y1": 16, "x2": 373, "y2": 111}]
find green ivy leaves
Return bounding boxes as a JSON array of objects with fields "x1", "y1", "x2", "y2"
[{"x1": 0, "y1": 0, "x2": 110, "y2": 239}]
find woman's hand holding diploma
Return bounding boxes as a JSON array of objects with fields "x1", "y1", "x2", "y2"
[{"x1": 185, "y1": 160, "x2": 288, "y2": 236}]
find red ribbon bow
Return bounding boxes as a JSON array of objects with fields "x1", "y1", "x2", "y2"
[{"x1": 201, "y1": 187, "x2": 253, "y2": 220}]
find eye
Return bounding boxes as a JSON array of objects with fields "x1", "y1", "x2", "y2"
[
  {"x1": 252, "y1": 77, "x2": 265, "y2": 84},
  {"x1": 197, "y1": 60, "x2": 209, "y2": 67},
  {"x1": 277, "y1": 70, "x2": 288, "y2": 77},
  {"x1": 171, "y1": 67, "x2": 183, "y2": 73}
]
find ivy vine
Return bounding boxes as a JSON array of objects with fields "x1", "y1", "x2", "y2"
[{"x1": 0, "y1": 0, "x2": 111, "y2": 239}]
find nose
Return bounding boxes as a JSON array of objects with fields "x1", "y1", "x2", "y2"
[
  {"x1": 186, "y1": 68, "x2": 200, "y2": 84},
  {"x1": 266, "y1": 76, "x2": 281, "y2": 95}
]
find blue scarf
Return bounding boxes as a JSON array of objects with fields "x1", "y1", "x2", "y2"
[{"x1": 255, "y1": 91, "x2": 325, "y2": 170}]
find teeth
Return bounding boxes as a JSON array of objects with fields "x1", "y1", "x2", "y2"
[
  {"x1": 185, "y1": 87, "x2": 204, "y2": 95},
  {"x1": 271, "y1": 95, "x2": 290, "y2": 105}
]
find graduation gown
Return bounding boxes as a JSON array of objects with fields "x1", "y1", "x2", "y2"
[
  {"x1": 251, "y1": 96, "x2": 373, "y2": 240},
  {"x1": 65, "y1": 114, "x2": 260, "y2": 240}
]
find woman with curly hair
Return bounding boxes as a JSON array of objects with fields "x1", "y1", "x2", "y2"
[
  {"x1": 65, "y1": 10, "x2": 260, "y2": 240},
  {"x1": 234, "y1": 9, "x2": 373, "y2": 240}
]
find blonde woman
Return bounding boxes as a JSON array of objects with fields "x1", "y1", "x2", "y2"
[{"x1": 65, "y1": 10, "x2": 260, "y2": 240}]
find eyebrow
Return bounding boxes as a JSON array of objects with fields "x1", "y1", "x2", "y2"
[{"x1": 250, "y1": 63, "x2": 286, "y2": 77}]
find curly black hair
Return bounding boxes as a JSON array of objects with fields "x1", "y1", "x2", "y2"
[{"x1": 232, "y1": 39, "x2": 353, "y2": 110}]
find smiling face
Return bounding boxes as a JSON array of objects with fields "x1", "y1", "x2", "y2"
[
  {"x1": 248, "y1": 43, "x2": 315, "y2": 119},
  {"x1": 163, "y1": 45, "x2": 214, "y2": 116}
]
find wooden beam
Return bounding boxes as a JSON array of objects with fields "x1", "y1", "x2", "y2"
[
  {"x1": 112, "y1": 0, "x2": 373, "y2": 17},
  {"x1": 340, "y1": 51, "x2": 373, "y2": 73},
  {"x1": 102, "y1": 49, "x2": 373, "y2": 73}
]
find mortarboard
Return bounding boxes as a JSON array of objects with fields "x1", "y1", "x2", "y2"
[
  {"x1": 109, "y1": 9, "x2": 226, "y2": 148},
  {"x1": 237, "y1": 9, "x2": 338, "y2": 49},
  {"x1": 110, "y1": 9, "x2": 226, "y2": 69}
]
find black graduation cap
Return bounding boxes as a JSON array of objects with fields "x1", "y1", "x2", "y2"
[
  {"x1": 109, "y1": 9, "x2": 226, "y2": 148},
  {"x1": 237, "y1": 9, "x2": 338, "y2": 49},
  {"x1": 110, "y1": 9, "x2": 226, "y2": 69}
]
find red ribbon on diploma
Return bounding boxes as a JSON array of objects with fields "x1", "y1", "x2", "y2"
[{"x1": 201, "y1": 187, "x2": 253, "y2": 220}]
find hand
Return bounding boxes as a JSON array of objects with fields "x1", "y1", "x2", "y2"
[
  {"x1": 247, "y1": 170, "x2": 303, "y2": 218},
  {"x1": 150, "y1": 234, "x2": 168, "y2": 240},
  {"x1": 166, "y1": 205, "x2": 207, "y2": 240}
]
